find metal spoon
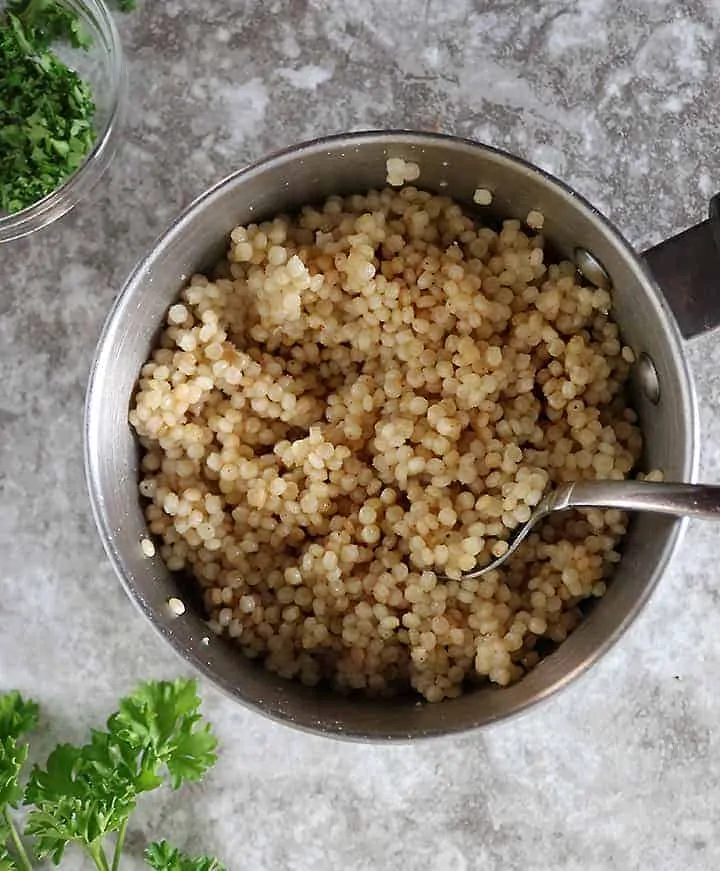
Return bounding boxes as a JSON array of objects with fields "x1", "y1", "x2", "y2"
[{"x1": 452, "y1": 479, "x2": 720, "y2": 580}]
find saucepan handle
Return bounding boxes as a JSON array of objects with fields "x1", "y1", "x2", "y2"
[
  {"x1": 561, "y1": 480, "x2": 720, "y2": 521},
  {"x1": 642, "y1": 194, "x2": 720, "y2": 340}
]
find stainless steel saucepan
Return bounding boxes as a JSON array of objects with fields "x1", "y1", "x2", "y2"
[{"x1": 84, "y1": 131, "x2": 720, "y2": 741}]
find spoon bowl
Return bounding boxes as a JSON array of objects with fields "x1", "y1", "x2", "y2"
[{"x1": 450, "y1": 479, "x2": 720, "y2": 580}]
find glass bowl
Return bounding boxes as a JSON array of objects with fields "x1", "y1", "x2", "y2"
[{"x1": 0, "y1": 0, "x2": 125, "y2": 243}]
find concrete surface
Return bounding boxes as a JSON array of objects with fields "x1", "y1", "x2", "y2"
[{"x1": 2, "y1": 0, "x2": 720, "y2": 868}]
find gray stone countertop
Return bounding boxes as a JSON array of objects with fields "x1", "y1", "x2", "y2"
[{"x1": 3, "y1": 1, "x2": 720, "y2": 868}]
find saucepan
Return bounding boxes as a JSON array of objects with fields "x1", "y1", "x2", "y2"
[{"x1": 84, "y1": 130, "x2": 720, "y2": 740}]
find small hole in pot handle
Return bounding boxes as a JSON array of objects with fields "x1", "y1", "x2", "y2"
[{"x1": 642, "y1": 194, "x2": 720, "y2": 340}]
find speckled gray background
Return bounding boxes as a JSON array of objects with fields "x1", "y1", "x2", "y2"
[{"x1": 3, "y1": 0, "x2": 720, "y2": 868}]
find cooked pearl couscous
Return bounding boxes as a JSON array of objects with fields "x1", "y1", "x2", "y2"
[
  {"x1": 386, "y1": 158, "x2": 421, "y2": 187},
  {"x1": 473, "y1": 188, "x2": 493, "y2": 206},
  {"x1": 129, "y1": 184, "x2": 642, "y2": 702}
]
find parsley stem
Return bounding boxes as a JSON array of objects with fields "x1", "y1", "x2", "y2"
[
  {"x1": 3, "y1": 806, "x2": 34, "y2": 871},
  {"x1": 89, "y1": 842, "x2": 112, "y2": 871},
  {"x1": 111, "y1": 817, "x2": 128, "y2": 871}
]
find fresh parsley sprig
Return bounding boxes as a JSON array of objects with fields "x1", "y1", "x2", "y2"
[{"x1": 0, "y1": 680, "x2": 226, "y2": 871}]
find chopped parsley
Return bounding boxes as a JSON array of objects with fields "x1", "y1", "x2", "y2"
[{"x1": 0, "y1": 0, "x2": 135, "y2": 216}]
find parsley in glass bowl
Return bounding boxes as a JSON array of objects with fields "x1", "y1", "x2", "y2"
[{"x1": 0, "y1": 0, "x2": 125, "y2": 242}]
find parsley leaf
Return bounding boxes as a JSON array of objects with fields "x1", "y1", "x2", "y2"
[
  {"x1": 0, "y1": 694, "x2": 38, "y2": 747},
  {"x1": 0, "y1": 692, "x2": 38, "y2": 871},
  {"x1": 145, "y1": 840, "x2": 227, "y2": 871},
  {"x1": 0, "y1": 692, "x2": 39, "y2": 810},
  {"x1": 0, "y1": 736, "x2": 30, "y2": 813},
  {"x1": 108, "y1": 679, "x2": 218, "y2": 791},
  {"x1": 0, "y1": 811, "x2": 19, "y2": 871},
  {"x1": 0, "y1": 842, "x2": 19, "y2": 871}
]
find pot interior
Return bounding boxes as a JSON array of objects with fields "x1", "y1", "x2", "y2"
[{"x1": 85, "y1": 132, "x2": 697, "y2": 740}]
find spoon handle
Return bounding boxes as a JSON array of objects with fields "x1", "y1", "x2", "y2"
[{"x1": 554, "y1": 480, "x2": 720, "y2": 520}]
